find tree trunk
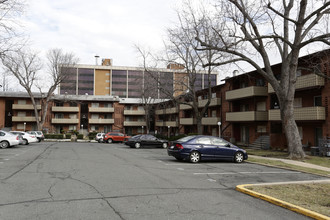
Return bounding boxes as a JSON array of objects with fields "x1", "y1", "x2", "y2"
[{"x1": 280, "y1": 98, "x2": 306, "y2": 159}]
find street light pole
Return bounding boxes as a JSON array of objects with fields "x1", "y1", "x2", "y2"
[
  {"x1": 217, "y1": 122, "x2": 221, "y2": 138},
  {"x1": 24, "y1": 122, "x2": 26, "y2": 132},
  {"x1": 168, "y1": 125, "x2": 170, "y2": 139},
  {"x1": 142, "y1": 126, "x2": 144, "y2": 134}
]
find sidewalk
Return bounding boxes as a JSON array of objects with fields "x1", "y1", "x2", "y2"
[{"x1": 249, "y1": 155, "x2": 330, "y2": 172}]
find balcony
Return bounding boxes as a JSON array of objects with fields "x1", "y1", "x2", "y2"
[
  {"x1": 52, "y1": 106, "x2": 79, "y2": 112},
  {"x1": 226, "y1": 86, "x2": 268, "y2": 101},
  {"x1": 155, "y1": 107, "x2": 179, "y2": 115},
  {"x1": 12, "y1": 104, "x2": 41, "y2": 110},
  {"x1": 51, "y1": 118, "x2": 79, "y2": 124},
  {"x1": 124, "y1": 109, "x2": 146, "y2": 115},
  {"x1": 268, "y1": 107, "x2": 325, "y2": 121},
  {"x1": 12, "y1": 116, "x2": 41, "y2": 122},
  {"x1": 123, "y1": 121, "x2": 147, "y2": 126},
  {"x1": 202, "y1": 117, "x2": 221, "y2": 125},
  {"x1": 198, "y1": 98, "x2": 221, "y2": 107},
  {"x1": 155, "y1": 121, "x2": 179, "y2": 127},
  {"x1": 180, "y1": 118, "x2": 194, "y2": 125},
  {"x1": 268, "y1": 74, "x2": 325, "y2": 93},
  {"x1": 180, "y1": 102, "x2": 193, "y2": 110},
  {"x1": 89, "y1": 107, "x2": 114, "y2": 113},
  {"x1": 226, "y1": 111, "x2": 268, "y2": 122},
  {"x1": 89, "y1": 118, "x2": 114, "y2": 124}
]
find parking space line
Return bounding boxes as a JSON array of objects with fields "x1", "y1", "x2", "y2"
[
  {"x1": 207, "y1": 179, "x2": 217, "y2": 182},
  {"x1": 177, "y1": 168, "x2": 184, "y2": 171},
  {"x1": 194, "y1": 171, "x2": 301, "y2": 175}
]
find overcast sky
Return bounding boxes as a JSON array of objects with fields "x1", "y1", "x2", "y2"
[{"x1": 22, "y1": 0, "x2": 179, "y2": 67}]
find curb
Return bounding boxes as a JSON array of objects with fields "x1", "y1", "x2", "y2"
[{"x1": 236, "y1": 180, "x2": 330, "y2": 220}]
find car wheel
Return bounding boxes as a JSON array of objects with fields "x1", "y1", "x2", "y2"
[
  {"x1": 0, "y1": 141, "x2": 9, "y2": 149},
  {"x1": 107, "y1": 138, "x2": 113, "y2": 144},
  {"x1": 189, "y1": 151, "x2": 201, "y2": 163},
  {"x1": 162, "y1": 143, "x2": 168, "y2": 148},
  {"x1": 37, "y1": 138, "x2": 41, "y2": 142},
  {"x1": 135, "y1": 142, "x2": 141, "y2": 149},
  {"x1": 234, "y1": 152, "x2": 244, "y2": 163},
  {"x1": 23, "y1": 139, "x2": 29, "y2": 145},
  {"x1": 98, "y1": 139, "x2": 103, "y2": 143}
]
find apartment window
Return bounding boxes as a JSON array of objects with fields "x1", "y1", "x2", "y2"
[
  {"x1": 55, "y1": 102, "x2": 63, "y2": 106},
  {"x1": 240, "y1": 81, "x2": 247, "y2": 88},
  {"x1": 256, "y1": 78, "x2": 265, "y2": 86},
  {"x1": 296, "y1": 70, "x2": 302, "y2": 77},
  {"x1": 91, "y1": 125, "x2": 99, "y2": 131},
  {"x1": 257, "y1": 102, "x2": 266, "y2": 111},
  {"x1": 104, "y1": 103, "x2": 113, "y2": 108},
  {"x1": 91, "y1": 103, "x2": 99, "y2": 108},
  {"x1": 17, "y1": 111, "x2": 26, "y2": 117},
  {"x1": 211, "y1": 93, "x2": 216, "y2": 98},
  {"x1": 17, "y1": 123, "x2": 24, "y2": 129},
  {"x1": 257, "y1": 126, "x2": 267, "y2": 133},
  {"x1": 91, "y1": 114, "x2": 99, "y2": 119},
  {"x1": 294, "y1": 98, "x2": 302, "y2": 108},
  {"x1": 104, "y1": 114, "x2": 112, "y2": 119},
  {"x1": 314, "y1": 96, "x2": 322, "y2": 107},
  {"x1": 298, "y1": 126, "x2": 303, "y2": 139},
  {"x1": 211, "y1": 110, "x2": 216, "y2": 117},
  {"x1": 18, "y1": 100, "x2": 26, "y2": 105},
  {"x1": 69, "y1": 125, "x2": 76, "y2": 130},
  {"x1": 69, "y1": 114, "x2": 77, "y2": 119},
  {"x1": 240, "y1": 104, "x2": 249, "y2": 111},
  {"x1": 138, "y1": 106, "x2": 144, "y2": 110},
  {"x1": 55, "y1": 113, "x2": 64, "y2": 119},
  {"x1": 70, "y1": 102, "x2": 77, "y2": 107}
]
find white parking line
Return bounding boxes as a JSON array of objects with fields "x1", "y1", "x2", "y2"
[
  {"x1": 177, "y1": 168, "x2": 185, "y2": 171},
  {"x1": 207, "y1": 179, "x2": 217, "y2": 182},
  {"x1": 194, "y1": 171, "x2": 301, "y2": 175}
]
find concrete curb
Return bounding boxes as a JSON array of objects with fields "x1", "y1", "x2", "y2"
[{"x1": 236, "y1": 180, "x2": 330, "y2": 220}]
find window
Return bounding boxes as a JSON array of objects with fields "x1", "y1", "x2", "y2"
[
  {"x1": 69, "y1": 114, "x2": 77, "y2": 119},
  {"x1": 18, "y1": 112, "x2": 26, "y2": 117},
  {"x1": 69, "y1": 125, "x2": 76, "y2": 130},
  {"x1": 294, "y1": 98, "x2": 302, "y2": 108},
  {"x1": 92, "y1": 103, "x2": 99, "y2": 108},
  {"x1": 211, "y1": 137, "x2": 228, "y2": 146},
  {"x1": 256, "y1": 78, "x2": 265, "y2": 86},
  {"x1": 18, "y1": 100, "x2": 26, "y2": 105},
  {"x1": 55, "y1": 102, "x2": 63, "y2": 106},
  {"x1": 211, "y1": 93, "x2": 216, "y2": 98},
  {"x1": 296, "y1": 70, "x2": 302, "y2": 77},
  {"x1": 240, "y1": 104, "x2": 249, "y2": 111},
  {"x1": 104, "y1": 103, "x2": 113, "y2": 108},
  {"x1": 104, "y1": 114, "x2": 112, "y2": 119},
  {"x1": 0, "y1": 131, "x2": 5, "y2": 136},
  {"x1": 257, "y1": 102, "x2": 266, "y2": 111},
  {"x1": 196, "y1": 137, "x2": 212, "y2": 145},
  {"x1": 55, "y1": 113, "x2": 64, "y2": 119},
  {"x1": 211, "y1": 110, "x2": 216, "y2": 117},
  {"x1": 70, "y1": 102, "x2": 77, "y2": 107},
  {"x1": 91, "y1": 114, "x2": 99, "y2": 119},
  {"x1": 314, "y1": 96, "x2": 322, "y2": 107},
  {"x1": 257, "y1": 126, "x2": 267, "y2": 133}
]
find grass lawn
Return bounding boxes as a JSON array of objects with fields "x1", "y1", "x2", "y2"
[
  {"x1": 244, "y1": 148, "x2": 330, "y2": 169},
  {"x1": 246, "y1": 183, "x2": 330, "y2": 217}
]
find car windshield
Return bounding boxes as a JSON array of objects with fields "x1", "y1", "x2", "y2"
[{"x1": 131, "y1": 135, "x2": 141, "y2": 139}]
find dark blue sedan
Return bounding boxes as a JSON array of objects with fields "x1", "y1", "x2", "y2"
[{"x1": 167, "y1": 135, "x2": 248, "y2": 163}]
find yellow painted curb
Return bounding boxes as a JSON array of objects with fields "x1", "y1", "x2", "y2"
[{"x1": 236, "y1": 184, "x2": 330, "y2": 220}]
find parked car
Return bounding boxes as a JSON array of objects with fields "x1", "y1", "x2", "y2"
[
  {"x1": 96, "y1": 133, "x2": 105, "y2": 143},
  {"x1": 0, "y1": 130, "x2": 20, "y2": 148},
  {"x1": 103, "y1": 132, "x2": 130, "y2": 143},
  {"x1": 10, "y1": 131, "x2": 38, "y2": 145},
  {"x1": 27, "y1": 131, "x2": 44, "y2": 142},
  {"x1": 167, "y1": 135, "x2": 248, "y2": 163},
  {"x1": 125, "y1": 134, "x2": 168, "y2": 149}
]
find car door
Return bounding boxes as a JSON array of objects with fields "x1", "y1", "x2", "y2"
[
  {"x1": 139, "y1": 135, "x2": 150, "y2": 147},
  {"x1": 211, "y1": 137, "x2": 236, "y2": 159},
  {"x1": 195, "y1": 137, "x2": 217, "y2": 159}
]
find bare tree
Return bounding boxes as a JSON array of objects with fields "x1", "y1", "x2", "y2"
[
  {"x1": 1, "y1": 48, "x2": 78, "y2": 130},
  {"x1": 194, "y1": 0, "x2": 330, "y2": 159},
  {"x1": 137, "y1": 5, "x2": 221, "y2": 135}
]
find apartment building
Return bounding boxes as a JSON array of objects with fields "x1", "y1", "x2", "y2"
[
  {"x1": 154, "y1": 49, "x2": 330, "y2": 149},
  {"x1": 60, "y1": 59, "x2": 217, "y2": 98}
]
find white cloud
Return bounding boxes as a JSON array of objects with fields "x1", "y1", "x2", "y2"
[{"x1": 21, "y1": 0, "x2": 179, "y2": 66}]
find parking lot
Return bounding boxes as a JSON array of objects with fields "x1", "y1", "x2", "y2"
[{"x1": 0, "y1": 142, "x2": 326, "y2": 219}]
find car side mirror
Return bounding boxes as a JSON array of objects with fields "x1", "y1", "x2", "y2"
[{"x1": 226, "y1": 144, "x2": 231, "y2": 148}]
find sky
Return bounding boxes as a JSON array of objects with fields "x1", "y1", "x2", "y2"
[{"x1": 22, "y1": 0, "x2": 180, "y2": 67}]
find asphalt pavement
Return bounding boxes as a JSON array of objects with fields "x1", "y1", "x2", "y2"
[{"x1": 0, "y1": 142, "x2": 328, "y2": 220}]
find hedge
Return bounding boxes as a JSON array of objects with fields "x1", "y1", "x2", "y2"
[
  {"x1": 77, "y1": 134, "x2": 83, "y2": 139},
  {"x1": 44, "y1": 134, "x2": 64, "y2": 139}
]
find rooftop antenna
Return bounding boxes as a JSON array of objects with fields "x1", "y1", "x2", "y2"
[{"x1": 95, "y1": 55, "x2": 100, "y2": 65}]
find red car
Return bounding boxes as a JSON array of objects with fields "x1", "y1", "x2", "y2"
[{"x1": 103, "y1": 132, "x2": 130, "y2": 144}]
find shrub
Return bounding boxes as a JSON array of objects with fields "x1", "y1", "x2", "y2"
[
  {"x1": 66, "y1": 134, "x2": 71, "y2": 139},
  {"x1": 44, "y1": 134, "x2": 64, "y2": 139},
  {"x1": 77, "y1": 134, "x2": 83, "y2": 139}
]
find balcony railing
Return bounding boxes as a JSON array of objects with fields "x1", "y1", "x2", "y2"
[
  {"x1": 89, "y1": 118, "x2": 114, "y2": 124},
  {"x1": 155, "y1": 107, "x2": 179, "y2": 115},
  {"x1": 155, "y1": 121, "x2": 179, "y2": 127},
  {"x1": 180, "y1": 118, "x2": 194, "y2": 125},
  {"x1": 89, "y1": 107, "x2": 114, "y2": 113},
  {"x1": 268, "y1": 107, "x2": 325, "y2": 121},
  {"x1": 123, "y1": 121, "x2": 147, "y2": 126},
  {"x1": 12, "y1": 116, "x2": 41, "y2": 122},
  {"x1": 202, "y1": 117, "x2": 221, "y2": 125},
  {"x1": 179, "y1": 98, "x2": 221, "y2": 110},
  {"x1": 12, "y1": 104, "x2": 41, "y2": 110},
  {"x1": 226, "y1": 86, "x2": 268, "y2": 101},
  {"x1": 52, "y1": 106, "x2": 79, "y2": 112},
  {"x1": 268, "y1": 74, "x2": 325, "y2": 93},
  {"x1": 124, "y1": 109, "x2": 146, "y2": 115},
  {"x1": 226, "y1": 111, "x2": 268, "y2": 122},
  {"x1": 51, "y1": 118, "x2": 79, "y2": 124}
]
